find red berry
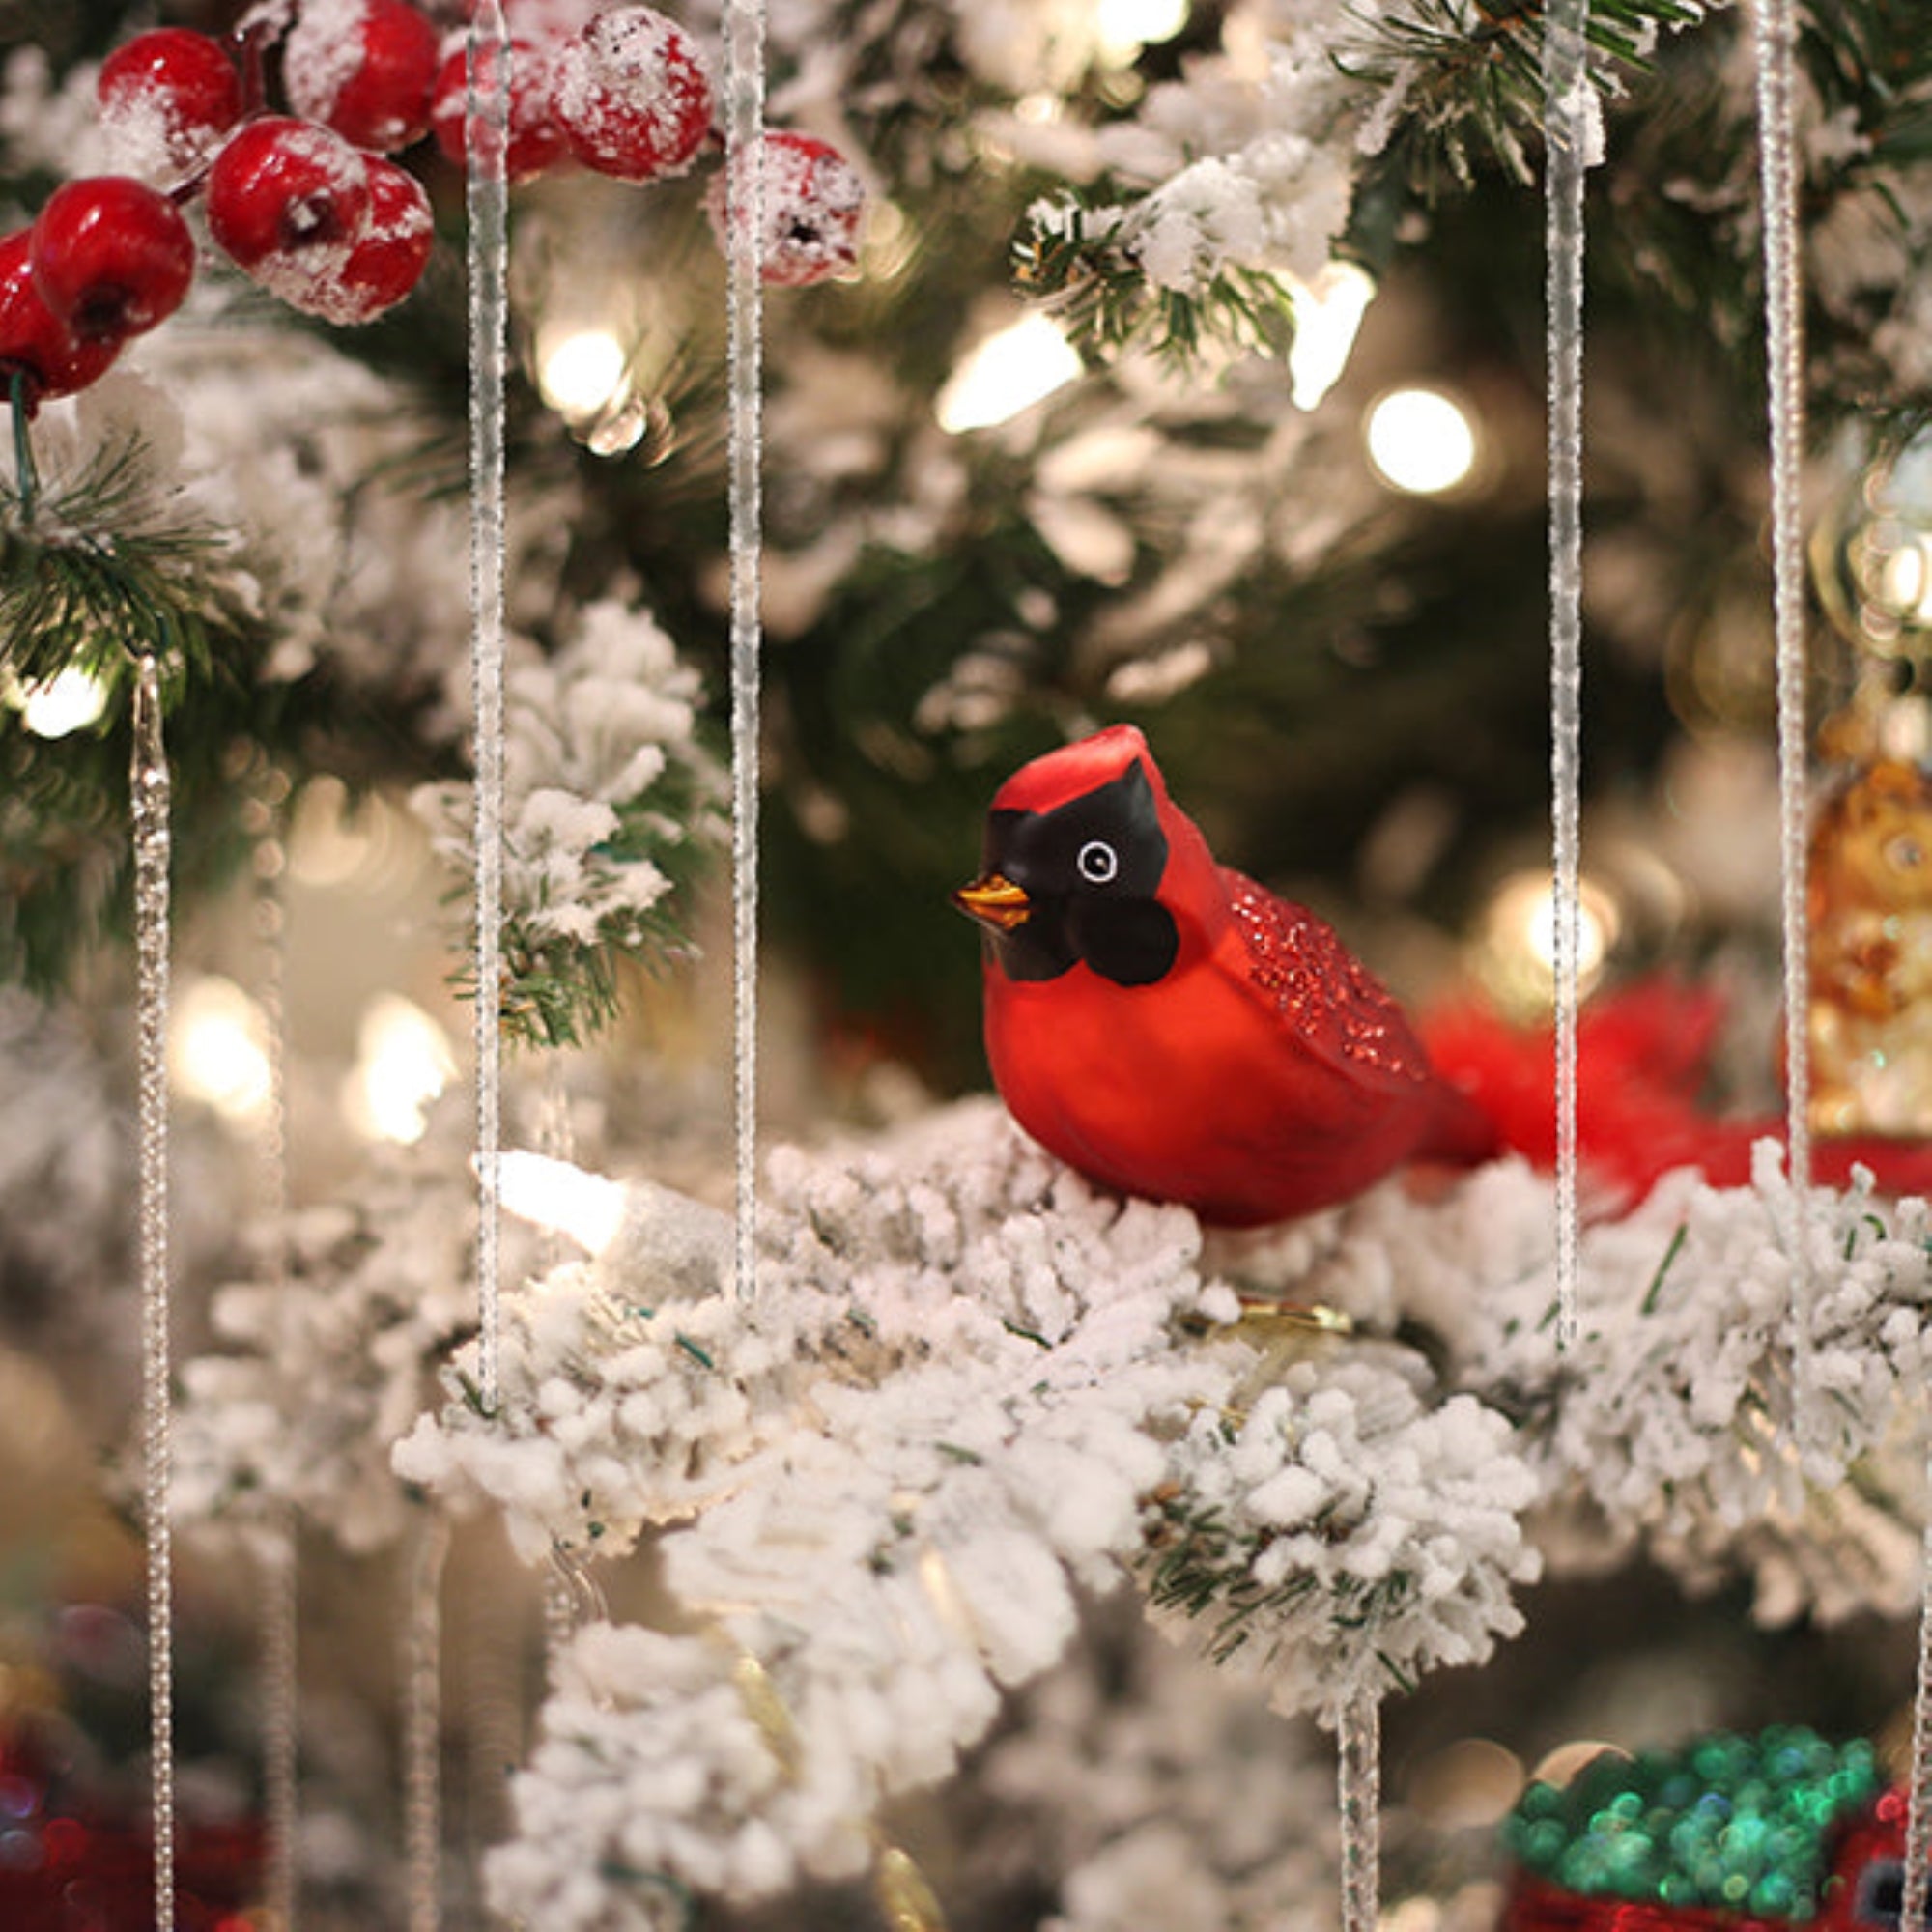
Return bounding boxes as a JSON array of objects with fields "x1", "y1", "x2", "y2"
[
  {"x1": 330, "y1": 156, "x2": 435, "y2": 323},
  {"x1": 707, "y1": 130, "x2": 867, "y2": 288},
  {"x1": 29, "y1": 178, "x2": 196, "y2": 341},
  {"x1": 97, "y1": 27, "x2": 243, "y2": 183},
  {"x1": 430, "y1": 39, "x2": 569, "y2": 183},
  {"x1": 551, "y1": 6, "x2": 712, "y2": 184},
  {"x1": 284, "y1": 0, "x2": 440, "y2": 155},
  {"x1": 0, "y1": 231, "x2": 123, "y2": 412},
  {"x1": 205, "y1": 117, "x2": 372, "y2": 314}
]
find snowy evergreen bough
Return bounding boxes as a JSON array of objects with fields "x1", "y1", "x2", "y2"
[
  {"x1": 391, "y1": 1101, "x2": 1533, "y2": 1920},
  {"x1": 412, "y1": 596, "x2": 728, "y2": 1046}
]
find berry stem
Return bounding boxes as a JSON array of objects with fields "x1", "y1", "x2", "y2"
[
  {"x1": 230, "y1": 0, "x2": 295, "y2": 119},
  {"x1": 10, "y1": 368, "x2": 38, "y2": 524}
]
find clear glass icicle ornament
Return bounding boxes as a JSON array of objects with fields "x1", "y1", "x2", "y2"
[
  {"x1": 1752, "y1": 0, "x2": 1814, "y2": 1318},
  {"x1": 467, "y1": 0, "x2": 511, "y2": 1410},
  {"x1": 131, "y1": 654, "x2": 178, "y2": 1932},
  {"x1": 723, "y1": 0, "x2": 767, "y2": 1306},
  {"x1": 404, "y1": 1516, "x2": 452, "y2": 1932},
  {"x1": 244, "y1": 772, "x2": 300, "y2": 1932},
  {"x1": 1336, "y1": 1692, "x2": 1381, "y2": 1932},
  {"x1": 1904, "y1": 1517, "x2": 1932, "y2": 1932},
  {"x1": 1543, "y1": 0, "x2": 1589, "y2": 1352}
]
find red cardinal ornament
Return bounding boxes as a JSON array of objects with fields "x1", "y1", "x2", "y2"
[{"x1": 954, "y1": 724, "x2": 1495, "y2": 1225}]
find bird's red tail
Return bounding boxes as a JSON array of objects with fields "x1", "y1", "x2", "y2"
[{"x1": 1420, "y1": 974, "x2": 1932, "y2": 1207}]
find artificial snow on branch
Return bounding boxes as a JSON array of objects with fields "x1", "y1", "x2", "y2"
[
  {"x1": 173, "y1": 1060, "x2": 1932, "y2": 1919},
  {"x1": 411, "y1": 596, "x2": 727, "y2": 1047},
  {"x1": 1232, "y1": 1143, "x2": 1932, "y2": 1624},
  {"x1": 398, "y1": 1099, "x2": 1541, "y2": 1921},
  {"x1": 171, "y1": 1105, "x2": 530, "y2": 1557}
]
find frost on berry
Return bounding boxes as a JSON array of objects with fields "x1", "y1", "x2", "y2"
[
  {"x1": 706, "y1": 132, "x2": 867, "y2": 288},
  {"x1": 29, "y1": 177, "x2": 197, "y2": 340},
  {"x1": 206, "y1": 117, "x2": 376, "y2": 317},
  {"x1": 328, "y1": 157, "x2": 435, "y2": 324},
  {"x1": 552, "y1": 6, "x2": 713, "y2": 184},
  {"x1": 98, "y1": 27, "x2": 244, "y2": 184},
  {"x1": 285, "y1": 0, "x2": 440, "y2": 154},
  {"x1": 430, "y1": 40, "x2": 569, "y2": 184}
]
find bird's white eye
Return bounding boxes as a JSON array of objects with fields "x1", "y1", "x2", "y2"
[{"x1": 1077, "y1": 838, "x2": 1119, "y2": 885}]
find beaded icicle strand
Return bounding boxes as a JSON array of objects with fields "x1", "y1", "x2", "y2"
[
  {"x1": 723, "y1": 0, "x2": 767, "y2": 1307},
  {"x1": 1543, "y1": 0, "x2": 1589, "y2": 1353},
  {"x1": 132, "y1": 654, "x2": 179, "y2": 1932}
]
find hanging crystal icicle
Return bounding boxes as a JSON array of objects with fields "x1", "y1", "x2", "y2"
[
  {"x1": 131, "y1": 655, "x2": 178, "y2": 1932},
  {"x1": 244, "y1": 773, "x2": 300, "y2": 1931},
  {"x1": 544, "y1": 1542, "x2": 611, "y2": 1681},
  {"x1": 260, "y1": 1524, "x2": 299, "y2": 1927},
  {"x1": 1335, "y1": 1692, "x2": 1381, "y2": 1932},
  {"x1": 1903, "y1": 1516, "x2": 1932, "y2": 1932},
  {"x1": 467, "y1": 0, "x2": 511, "y2": 1409},
  {"x1": 722, "y1": 0, "x2": 766, "y2": 1306},
  {"x1": 404, "y1": 1517, "x2": 451, "y2": 1932},
  {"x1": 1543, "y1": 0, "x2": 1590, "y2": 1352},
  {"x1": 1751, "y1": 0, "x2": 1813, "y2": 1328}
]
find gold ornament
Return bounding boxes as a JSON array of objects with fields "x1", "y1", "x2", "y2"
[
  {"x1": 1806, "y1": 750, "x2": 1932, "y2": 1134},
  {"x1": 1811, "y1": 427, "x2": 1932, "y2": 660}
]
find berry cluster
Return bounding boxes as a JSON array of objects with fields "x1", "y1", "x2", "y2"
[
  {"x1": 0, "y1": 177, "x2": 196, "y2": 411},
  {"x1": 0, "y1": 0, "x2": 867, "y2": 417}
]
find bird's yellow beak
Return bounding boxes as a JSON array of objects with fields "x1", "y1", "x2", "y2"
[{"x1": 952, "y1": 871, "x2": 1031, "y2": 933}]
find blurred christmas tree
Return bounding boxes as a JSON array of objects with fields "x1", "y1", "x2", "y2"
[{"x1": 1, "y1": 0, "x2": 1931, "y2": 1927}]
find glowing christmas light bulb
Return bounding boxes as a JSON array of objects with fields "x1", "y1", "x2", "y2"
[
  {"x1": 1289, "y1": 261, "x2": 1376, "y2": 410},
  {"x1": 17, "y1": 666, "x2": 109, "y2": 738},
  {"x1": 937, "y1": 313, "x2": 1081, "y2": 433},
  {"x1": 537, "y1": 327, "x2": 630, "y2": 421},
  {"x1": 1364, "y1": 385, "x2": 1478, "y2": 495}
]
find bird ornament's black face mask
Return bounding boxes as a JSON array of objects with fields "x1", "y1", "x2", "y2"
[{"x1": 953, "y1": 759, "x2": 1179, "y2": 986}]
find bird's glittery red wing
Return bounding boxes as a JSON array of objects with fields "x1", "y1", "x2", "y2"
[{"x1": 1221, "y1": 867, "x2": 1436, "y2": 1094}]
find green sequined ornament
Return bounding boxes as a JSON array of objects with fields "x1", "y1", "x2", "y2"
[{"x1": 1501, "y1": 1728, "x2": 1882, "y2": 1918}]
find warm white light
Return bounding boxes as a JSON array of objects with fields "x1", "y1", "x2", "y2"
[
  {"x1": 497, "y1": 1151, "x2": 627, "y2": 1256},
  {"x1": 1289, "y1": 261, "x2": 1377, "y2": 410},
  {"x1": 1523, "y1": 883, "x2": 1611, "y2": 981},
  {"x1": 169, "y1": 976, "x2": 273, "y2": 1122},
  {"x1": 1364, "y1": 385, "x2": 1479, "y2": 495},
  {"x1": 18, "y1": 667, "x2": 109, "y2": 739},
  {"x1": 342, "y1": 994, "x2": 455, "y2": 1144},
  {"x1": 537, "y1": 327, "x2": 629, "y2": 420},
  {"x1": 936, "y1": 314, "x2": 1082, "y2": 434},
  {"x1": 1879, "y1": 533, "x2": 1932, "y2": 621},
  {"x1": 1095, "y1": 0, "x2": 1189, "y2": 62},
  {"x1": 1479, "y1": 871, "x2": 1621, "y2": 1015}
]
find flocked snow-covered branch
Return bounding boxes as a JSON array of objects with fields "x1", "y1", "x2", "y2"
[{"x1": 159, "y1": 1044, "x2": 1932, "y2": 1923}]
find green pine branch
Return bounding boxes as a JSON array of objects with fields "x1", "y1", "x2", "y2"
[
  {"x1": 1139, "y1": 1484, "x2": 1418, "y2": 1684},
  {"x1": 1340, "y1": 0, "x2": 1703, "y2": 193},
  {"x1": 446, "y1": 745, "x2": 726, "y2": 1054},
  {"x1": 0, "y1": 429, "x2": 254, "y2": 690},
  {"x1": 1008, "y1": 0, "x2": 1709, "y2": 369},
  {"x1": 1012, "y1": 197, "x2": 1299, "y2": 368}
]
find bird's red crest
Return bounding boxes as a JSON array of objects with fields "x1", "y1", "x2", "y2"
[{"x1": 990, "y1": 724, "x2": 1161, "y2": 817}]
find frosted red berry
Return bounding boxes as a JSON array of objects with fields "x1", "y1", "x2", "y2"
[
  {"x1": 284, "y1": 0, "x2": 440, "y2": 155},
  {"x1": 551, "y1": 6, "x2": 712, "y2": 184},
  {"x1": 706, "y1": 130, "x2": 867, "y2": 288},
  {"x1": 0, "y1": 231, "x2": 124, "y2": 412},
  {"x1": 329, "y1": 156, "x2": 435, "y2": 323},
  {"x1": 205, "y1": 116, "x2": 372, "y2": 313},
  {"x1": 29, "y1": 177, "x2": 196, "y2": 341},
  {"x1": 430, "y1": 39, "x2": 569, "y2": 183},
  {"x1": 97, "y1": 27, "x2": 243, "y2": 182}
]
